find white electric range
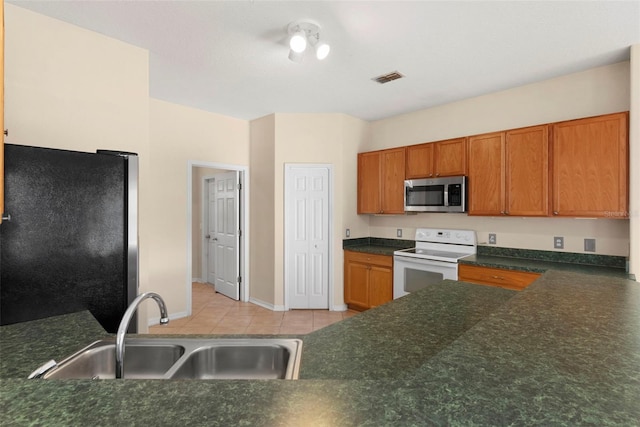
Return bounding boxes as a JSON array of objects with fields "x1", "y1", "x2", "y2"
[{"x1": 393, "y1": 228, "x2": 477, "y2": 299}]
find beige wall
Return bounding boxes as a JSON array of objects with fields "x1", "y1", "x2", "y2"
[
  {"x1": 149, "y1": 99, "x2": 248, "y2": 321},
  {"x1": 249, "y1": 115, "x2": 276, "y2": 306},
  {"x1": 367, "y1": 62, "x2": 631, "y2": 257}
]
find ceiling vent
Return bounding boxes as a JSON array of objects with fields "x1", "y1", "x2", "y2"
[{"x1": 372, "y1": 71, "x2": 404, "y2": 84}]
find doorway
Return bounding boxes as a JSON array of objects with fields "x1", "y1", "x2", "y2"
[
  {"x1": 187, "y1": 161, "x2": 249, "y2": 316},
  {"x1": 284, "y1": 164, "x2": 332, "y2": 310},
  {"x1": 204, "y1": 171, "x2": 240, "y2": 300}
]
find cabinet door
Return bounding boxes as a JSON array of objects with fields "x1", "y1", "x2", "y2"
[
  {"x1": 434, "y1": 137, "x2": 467, "y2": 177},
  {"x1": 405, "y1": 143, "x2": 434, "y2": 179},
  {"x1": 368, "y1": 265, "x2": 393, "y2": 307},
  {"x1": 344, "y1": 260, "x2": 370, "y2": 308},
  {"x1": 468, "y1": 132, "x2": 505, "y2": 215},
  {"x1": 380, "y1": 148, "x2": 406, "y2": 214},
  {"x1": 357, "y1": 151, "x2": 381, "y2": 214},
  {"x1": 505, "y1": 126, "x2": 549, "y2": 216},
  {"x1": 458, "y1": 264, "x2": 540, "y2": 291},
  {"x1": 552, "y1": 113, "x2": 628, "y2": 218}
]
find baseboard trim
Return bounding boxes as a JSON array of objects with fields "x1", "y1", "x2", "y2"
[
  {"x1": 249, "y1": 297, "x2": 286, "y2": 312},
  {"x1": 331, "y1": 304, "x2": 348, "y2": 312}
]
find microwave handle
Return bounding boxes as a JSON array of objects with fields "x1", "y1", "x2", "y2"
[{"x1": 444, "y1": 184, "x2": 449, "y2": 207}]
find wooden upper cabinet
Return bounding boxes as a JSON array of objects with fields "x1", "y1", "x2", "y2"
[
  {"x1": 505, "y1": 125, "x2": 549, "y2": 216},
  {"x1": 357, "y1": 147, "x2": 405, "y2": 214},
  {"x1": 468, "y1": 126, "x2": 549, "y2": 217},
  {"x1": 380, "y1": 148, "x2": 405, "y2": 214},
  {"x1": 357, "y1": 151, "x2": 381, "y2": 214},
  {"x1": 405, "y1": 137, "x2": 466, "y2": 179},
  {"x1": 552, "y1": 112, "x2": 628, "y2": 218},
  {"x1": 434, "y1": 137, "x2": 467, "y2": 177},
  {"x1": 468, "y1": 132, "x2": 505, "y2": 215},
  {"x1": 405, "y1": 143, "x2": 434, "y2": 179}
]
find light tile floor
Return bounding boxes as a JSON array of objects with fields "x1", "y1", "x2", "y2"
[{"x1": 148, "y1": 282, "x2": 358, "y2": 335}]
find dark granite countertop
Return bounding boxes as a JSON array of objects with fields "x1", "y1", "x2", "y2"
[
  {"x1": 460, "y1": 253, "x2": 629, "y2": 278},
  {"x1": 460, "y1": 246, "x2": 629, "y2": 278},
  {"x1": 343, "y1": 237, "x2": 413, "y2": 256},
  {"x1": 344, "y1": 237, "x2": 629, "y2": 278},
  {"x1": 2, "y1": 271, "x2": 639, "y2": 425}
]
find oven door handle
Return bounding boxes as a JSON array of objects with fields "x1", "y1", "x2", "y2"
[{"x1": 393, "y1": 256, "x2": 459, "y2": 269}]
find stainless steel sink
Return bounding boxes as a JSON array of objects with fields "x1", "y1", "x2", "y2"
[
  {"x1": 43, "y1": 340, "x2": 185, "y2": 379},
  {"x1": 169, "y1": 344, "x2": 293, "y2": 380},
  {"x1": 34, "y1": 338, "x2": 302, "y2": 380}
]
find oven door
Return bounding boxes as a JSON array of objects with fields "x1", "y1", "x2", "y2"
[{"x1": 393, "y1": 255, "x2": 458, "y2": 299}]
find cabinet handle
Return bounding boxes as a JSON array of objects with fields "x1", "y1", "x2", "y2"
[
  {"x1": 491, "y1": 275, "x2": 505, "y2": 280},
  {"x1": 435, "y1": 173, "x2": 440, "y2": 177},
  {"x1": 500, "y1": 211, "x2": 506, "y2": 215},
  {"x1": 553, "y1": 211, "x2": 559, "y2": 215}
]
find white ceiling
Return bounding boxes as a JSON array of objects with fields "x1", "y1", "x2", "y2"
[{"x1": 8, "y1": 1, "x2": 640, "y2": 121}]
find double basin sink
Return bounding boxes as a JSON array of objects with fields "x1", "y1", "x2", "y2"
[{"x1": 34, "y1": 337, "x2": 302, "y2": 380}]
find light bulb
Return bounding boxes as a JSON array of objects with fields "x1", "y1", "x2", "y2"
[
  {"x1": 289, "y1": 31, "x2": 307, "y2": 53},
  {"x1": 315, "y1": 42, "x2": 330, "y2": 60}
]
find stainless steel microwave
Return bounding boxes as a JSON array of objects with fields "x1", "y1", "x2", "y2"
[{"x1": 404, "y1": 176, "x2": 467, "y2": 213}]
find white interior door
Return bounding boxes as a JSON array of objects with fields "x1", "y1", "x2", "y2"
[
  {"x1": 211, "y1": 171, "x2": 240, "y2": 300},
  {"x1": 285, "y1": 165, "x2": 330, "y2": 309},
  {"x1": 206, "y1": 179, "x2": 217, "y2": 285}
]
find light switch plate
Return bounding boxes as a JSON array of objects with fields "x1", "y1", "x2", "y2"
[
  {"x1": 488, "y1": 233, "x2": 496, "y2": 245},
  {"x1": 554, "y1": 236, "x2": 564, "y2": 249},
  {"x1": 397, "y1": 229, "x2": 402, "y2": 238},
  {"x1": 345, "y1": 229, "x2": 350, "y2": 238}
]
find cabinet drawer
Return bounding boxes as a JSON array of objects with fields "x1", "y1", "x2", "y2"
[
  {"x1": 344, "y1": 250, "x2": 393, "y2": 268},
  {"x1": 458, "y1": 264, "x2": 540, "y2": 291}
]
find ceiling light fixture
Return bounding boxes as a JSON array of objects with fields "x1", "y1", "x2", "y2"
[{"x1": 287, "y1": 20, "x2": 330, "y2": 63}]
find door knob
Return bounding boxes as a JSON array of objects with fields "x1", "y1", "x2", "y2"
[{"x1": 206, "y1": 234, "x2": 211, "y2": 239}]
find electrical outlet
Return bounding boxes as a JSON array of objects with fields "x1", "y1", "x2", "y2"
[
  {"x1": 554, "y1": 236, "x2": 564, "y2": 249},
  {"x1": 397, "y1": 229, "x2": 402, "y2": 238},
  {"x1": 345, "y1": 229, "x2": 350, "y2": 238},
  {"x1": 488, "y1": 233, "x2": 496, "y2": 245},
  {"x1": 584, "y1": 238, "x2": 596, "y2": 252}
]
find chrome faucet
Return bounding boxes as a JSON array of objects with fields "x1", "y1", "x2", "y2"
[{"x1": 115, "y1": 292, "x2": 169, "y2": 379}]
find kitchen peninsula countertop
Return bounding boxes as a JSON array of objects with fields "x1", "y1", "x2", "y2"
[{"x1": 2, "y1": 270, "x2": 639, "y2": 425}]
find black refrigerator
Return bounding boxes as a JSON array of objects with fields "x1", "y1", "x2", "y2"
[{"x1": 0, "y1": 144, "x2": 139, "y2": 333}]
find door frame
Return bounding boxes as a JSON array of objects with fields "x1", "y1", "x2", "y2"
[
  {"x1": 186, "y1": 161, "x2": 249, "y2": 316},
  {"x1": 283, "y1": 163, "x2": 334, "y2": 311},
  {"x1": 201, "y1": 175, "x2": 216, "y2": 286}
]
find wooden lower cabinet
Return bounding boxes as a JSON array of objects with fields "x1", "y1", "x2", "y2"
[
  {"x1": 344, "y1": 250, "x2": 393, "y2": 311},
  {"x1": 458, "y1": 264, "x2": 540, "y2": 291}
]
